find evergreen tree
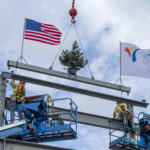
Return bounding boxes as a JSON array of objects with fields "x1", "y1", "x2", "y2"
[{"x1": 59, "y1": 40, "x2": 88, "y2": 70}]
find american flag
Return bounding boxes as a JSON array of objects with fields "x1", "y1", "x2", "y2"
[{"x1": 24, "y1": 19, "x2": 62, "y2": 45}]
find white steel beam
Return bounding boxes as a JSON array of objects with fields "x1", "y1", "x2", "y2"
[
  {"x1": 2, "y1": 72, "x2": 148, "y2": 108},
  {"x1": 7, "y1": 60, "x2": 130, "y2": 93}
]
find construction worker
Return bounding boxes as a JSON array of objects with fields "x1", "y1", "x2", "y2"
[
  {"x1": 113, "y1": 102, "x2": 135, "y2": 141},
  {"x1": 10, "y1": 80, "x2": 26, "y2": 123},
  {"x1": 113, "y1": 102, "x2": 127, "y2": 119}
]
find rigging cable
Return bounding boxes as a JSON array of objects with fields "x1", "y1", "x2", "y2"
[
  {"x1": 49, "y1": 0, "x2": 77, "y2": 69},
  {"x1": 73, "y1": 23, "x2": 94, "y2": 79},
  {"x1": 49, "y1": 23, "x2": 72, "y2": 69},
  {"x1": 50, "y1": 0, "x2": 94, "y2": 79},
  {"x1": 69, "y1": 0, "x2": 94, "y2": 79}
]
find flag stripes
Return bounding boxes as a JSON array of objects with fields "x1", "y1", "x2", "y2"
[{"x1": 24, "y1": 19, "x2": 62, "y2": 45}]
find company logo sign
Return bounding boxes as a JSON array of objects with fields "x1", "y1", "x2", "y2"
[{"x1": 125, "y1": 47, "x2": 139, "y2": 62}]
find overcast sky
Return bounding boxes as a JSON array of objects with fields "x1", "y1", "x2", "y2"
[{"x1": 1, "y1": 0, "x2": 150, "y2": 150}]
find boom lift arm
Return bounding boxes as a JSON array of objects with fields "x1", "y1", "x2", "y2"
[{"x1": 1, "y1": 95, "x2": 78, "y2": 142}]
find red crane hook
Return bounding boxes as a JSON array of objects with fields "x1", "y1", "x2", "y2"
[{"x1": 69, "y1": 0, "x2": 77, "y2": 24}]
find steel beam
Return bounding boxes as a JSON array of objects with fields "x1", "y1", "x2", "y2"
[
  {"x1": 7, "y1": 60, "x2": 130, "y2": 93},
  {"x1": 48, "y1": 106, "x2": 123, "y2": 131},
  {"x1": 2, "y1": 72, "x2": 148, "y2": 108},
  {"x1": 5, "y1": 98, "x2": 122, "y2": 131},
  {"x1": 0, "y1": 138, "x2": 73, "y2": 150}
]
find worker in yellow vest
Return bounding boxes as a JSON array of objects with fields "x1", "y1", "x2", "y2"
[
  {"x1": 113, "y1": 102, "x2": 127, "y2": 119},
  {"x1": 113, "y1": 102, "x2": 135, "y2": 141},
  {"x1": 10, "y1": 80, "x2": 26, "y2": 123}
]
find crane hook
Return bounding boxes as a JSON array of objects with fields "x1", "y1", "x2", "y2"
[{"x1": 69, "y1": 0, "x2": 77, "y2": 24}]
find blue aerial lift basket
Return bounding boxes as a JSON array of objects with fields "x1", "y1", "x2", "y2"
[
  {"x1": 2, "y1": 95, "x2": 78, "y2": 143},
  {"x1": 109, "y1": 112, "x2": 150, "y2": 150}
]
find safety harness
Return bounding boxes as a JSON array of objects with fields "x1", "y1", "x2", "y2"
[
  {"x1": 118, "y1": 104, "x2": 126, "y2": 114},
  {"x1": 118, "y1": 104, "x2": 135, "y2": 137}
]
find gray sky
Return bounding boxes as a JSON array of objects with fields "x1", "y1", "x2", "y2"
[{"x1": 1, "y1": 0, "x2": 150, "y2": 149}]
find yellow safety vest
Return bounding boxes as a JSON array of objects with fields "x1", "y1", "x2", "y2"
[
  {"x1": 13, "y1": 84, "x2": 25, "y2": 99},
  {"x1": 113, "y1": 103, "x2": 127, "y2": 118}
]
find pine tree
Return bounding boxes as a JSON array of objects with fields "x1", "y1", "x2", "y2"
[{"x1": 59, "y1": 40, "x2": 88, "y2": 70}]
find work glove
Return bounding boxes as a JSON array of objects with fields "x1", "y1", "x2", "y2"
[{"x1": 46, "y1": 94, "x2": 52, "y2": 103}]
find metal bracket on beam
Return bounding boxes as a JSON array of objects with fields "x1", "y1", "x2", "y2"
[
  {"x1": 2, "y1": 72, "x2": 148, "y2": 108},
  {"x1": 7, "y1": 60, "x2": 130, "y2": 93}
]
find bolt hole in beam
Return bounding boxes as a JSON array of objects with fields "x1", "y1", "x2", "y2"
[
  {"x1": 2, "y1": 72, "x2": 148, "y2": 108},
  {"x1": 7, "y1": 60, "x2": 130, "y2": 93}
]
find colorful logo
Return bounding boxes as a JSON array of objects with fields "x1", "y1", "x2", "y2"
[{"x1": 125, "y1": 47, "x2": 139, "y2": 62}]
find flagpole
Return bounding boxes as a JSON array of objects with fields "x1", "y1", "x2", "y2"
[
  {"x1": 120, "y1": 41, "x2": 123, "y2": 97},
  {"x1": 119, "y1": 41, "x2": 122, "y2": 96},
  {"x1": 120, "y1": 41, "x2": 121, "y2": 81},
  {"x1": 20, "y1": 18, "x2": 26, "y2": 63}
]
